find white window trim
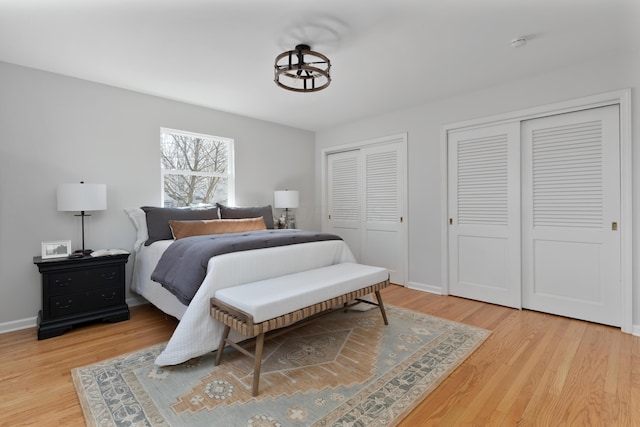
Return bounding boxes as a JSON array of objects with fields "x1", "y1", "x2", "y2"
[{"x1": 160, "y1": 127, "x2": 235, "y2": 206}]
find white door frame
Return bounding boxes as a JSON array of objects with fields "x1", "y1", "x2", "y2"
[
  {"x1": 440, "y1": 89, "x2": 633, "y2": 333},
  {"x1": 321, "y1": 133, "x2": 408, "y2": 285}
]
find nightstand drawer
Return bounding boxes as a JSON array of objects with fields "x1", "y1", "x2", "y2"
[
  {"x1": 49, "y1": 287, "x2": 124, "y2": 318},
  {"x1": 49, "y1": 266, "x2": 122, "y2": 296}
]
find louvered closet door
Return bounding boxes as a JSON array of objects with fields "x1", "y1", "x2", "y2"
[
  {"x1": 448, "y1": 123, "x2": 521, "y2": 308},
  {"x1": 522, "y1": 105, "x2": 621, "y2": 326},
  {"x1": 328, "y1": 150, "x2": 362, "y2": 260},
  {"x1": 361, "y1": 143, "x2": 406, "y2": 285},
  {"x1": 327, "y1": 140, "x2": 406, "y2": 285}
]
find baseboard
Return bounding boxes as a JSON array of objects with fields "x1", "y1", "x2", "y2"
[
  {"x1": 406, "y1": 281, "x2": 443, "y2": 295},
  {"x1": 127, "y1": 295, "x2": 149, "y2": 307},
  {"x1": 0, "y1": 316, "x2": 37, "y2": 334},
  {"x1": 632, "y1": 324, "x2": 640, "y2": 337},
  {"x1": 0, "y1": 296, "x2": 150, "y2": 335}
]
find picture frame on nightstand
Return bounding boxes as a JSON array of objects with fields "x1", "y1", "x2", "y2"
[{"x1": 41, "y1": 240, "x2": 72, "y2": 259}]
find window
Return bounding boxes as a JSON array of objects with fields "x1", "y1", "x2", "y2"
[{"x1": 160, "y1": 128, "x2": 234, "y2": 208}]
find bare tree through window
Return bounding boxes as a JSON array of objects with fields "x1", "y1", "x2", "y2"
[{"x1": 160, "y1": 129, "x2": 234, "y2": 207}]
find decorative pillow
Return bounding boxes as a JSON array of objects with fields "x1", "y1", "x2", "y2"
[
  {"x1": 217, "y1": 203, "x2": 274, "y2": 229},
  {"x1": 124, "y1": 207, "x2": 149, "y2": 252},
  {"x1": 169, "y1": 217, "x2": 267, "y2": 240},
  {"x1": 141, "y1": 206, "x2": 220, "y2": 246}
]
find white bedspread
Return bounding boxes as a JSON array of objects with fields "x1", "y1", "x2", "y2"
[
  {"x1": 132, "y1": 240, "x2": 187, "y2": 320},
  {"x1": 133, "y1": 239, "x2": 356, "y2": 366}
]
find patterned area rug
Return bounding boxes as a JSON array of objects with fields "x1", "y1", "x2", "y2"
[{"x1": 72, "y1": 306, "x2": 489, "y2": 426}]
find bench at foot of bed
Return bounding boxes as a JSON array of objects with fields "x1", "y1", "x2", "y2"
[{"x1": 210, "y1": 262, "x2": 390, "y2": 396}]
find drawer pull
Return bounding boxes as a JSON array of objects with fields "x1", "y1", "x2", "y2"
[
  {"x1": 54, "y1": 278, "x2": 72, "y2": 286},
  {"x1": 56, "y1": 300, "x2": 73, "y2": 309},
  {"x1": 101, "y1": 272, "x2": 116, "y2": 280},
  {"x1": 103, "y1": 292, "x2": 116, "y2": 301}
]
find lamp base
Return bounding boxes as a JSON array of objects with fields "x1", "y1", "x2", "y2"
[{"x1": 285, "y1": 213, "x2": 296, "y2": 229}]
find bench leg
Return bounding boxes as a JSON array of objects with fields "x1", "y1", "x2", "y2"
[
  {"x1": 215, "y1": 325, "x2": 231, "y2": 366},
  {"x1": 375, "y1": 290, "x2": 389, "y2": 325},
  {"x1": 252, "y1": 332, "x2": 265, "y2": 397}
]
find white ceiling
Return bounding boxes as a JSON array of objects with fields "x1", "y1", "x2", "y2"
[{"x1": 1, "y1": 0, "x2": 639, "y2": 131}]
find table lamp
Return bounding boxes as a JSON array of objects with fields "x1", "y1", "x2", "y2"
[
  {"x1": 274, "y1": 190, "x2": 299, "y2": 229},
  {"x1": 57, "y1": 181, "x2": 107, "y2": 255}
]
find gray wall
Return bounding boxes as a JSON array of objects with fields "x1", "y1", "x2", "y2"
[
  {"x1": 0, "y1": 61, "x2": 315, "y2": 328},
  {"x1": 315, "y1": 49, "x2": 640, "y2": 329},
  {"x1": 3, "y1": 48, "x2": 639, "y2": 331}
]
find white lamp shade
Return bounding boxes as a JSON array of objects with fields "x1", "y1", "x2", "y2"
[
  {"x1": 57, "y1": 183, "x2": 107, "y2": 212},
  {"x1": 274, "y1": 190, "x2": 299, "y2": 209}
]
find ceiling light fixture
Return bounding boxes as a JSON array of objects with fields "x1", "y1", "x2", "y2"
[{"x1": 274, "y1": 44, "x2": 331, "y2": 92}]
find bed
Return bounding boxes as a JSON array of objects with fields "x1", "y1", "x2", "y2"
[{"x1": 125, "y1": 206, "x2": 356, "y2": 366}]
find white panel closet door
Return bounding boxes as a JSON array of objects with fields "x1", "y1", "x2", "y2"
[
  {"x1": 327, "y1": 150, "x2": 361, "y2": 260},
  {"x1": 522, "y1": 105, "x2": 621, "y2": 326},
  {"x1": 361, "y1": 142, "x2": 406, "y2": 285},
  {"x1": 448, "y1": 123, "x2": 521, "y2": 308},
  {"x1": 327, "y1": 139, "x2": 406, "y2": 285}
]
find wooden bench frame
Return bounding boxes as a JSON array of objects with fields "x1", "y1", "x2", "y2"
[{"x1": 210, "y1": 277, "x2": 390, "y2": 396}]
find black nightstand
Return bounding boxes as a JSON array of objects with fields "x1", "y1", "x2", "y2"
[{"x1": 33, "y1": 253, "x2": 130, "y2": 340}]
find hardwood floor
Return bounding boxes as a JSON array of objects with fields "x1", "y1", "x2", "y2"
[{"x1": 1, "y1": 285, "x2": 638, "y2": 426}]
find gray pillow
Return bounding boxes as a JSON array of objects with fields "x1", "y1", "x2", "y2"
[
  {"x1": 217, "y1": 203, "x2": 274, "y2": 229},
  {"x1": 141, "y1": 206, "x2": 220, "y2": 245}
]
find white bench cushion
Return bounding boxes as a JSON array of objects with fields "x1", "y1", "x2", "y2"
[{"x1": 213, "y1": 262, "x2": 388, "y2": 323}]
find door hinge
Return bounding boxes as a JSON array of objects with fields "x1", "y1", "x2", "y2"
[
  {"x1": 449, "y1": 218, "x2": 453, "y2": 225},
  {"x1": 612, "y1": 221, "x2": 618, "y2": 231},
  {"x1": 400, "y1": 216, "x2": 403, "y2": 223},
  {"x1": 328, "y1": 214, "x2": 331, "y2": 220}
]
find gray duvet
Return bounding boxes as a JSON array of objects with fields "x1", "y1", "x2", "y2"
[{"x1": 150, "y1": 229, "x2": 342, "y2": 305}]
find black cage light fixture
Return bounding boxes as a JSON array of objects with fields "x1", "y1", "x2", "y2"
[{"x1": 274, "y1": 44, "x2": 331, "y2": 92}]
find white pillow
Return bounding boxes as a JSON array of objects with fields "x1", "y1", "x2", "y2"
[{"x1": 124, "y1": 207, "x2": 149, "y2": 252}]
